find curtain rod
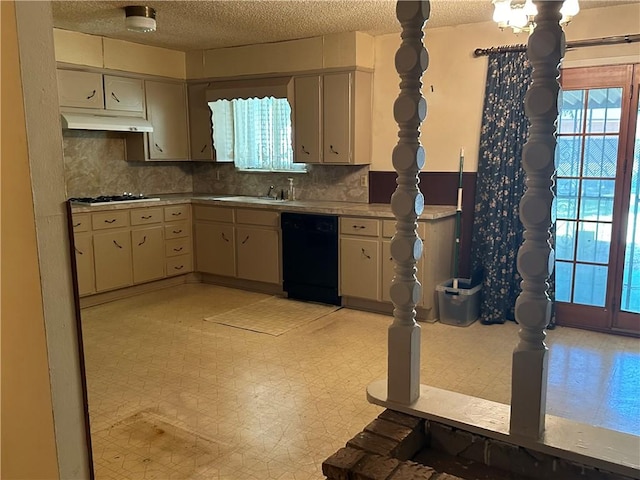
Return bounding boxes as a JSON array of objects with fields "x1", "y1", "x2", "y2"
[{"x1": 473, "y1": 33, "x2": 640, "y2": 57}]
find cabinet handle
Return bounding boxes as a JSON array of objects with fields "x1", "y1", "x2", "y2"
[
  {"x1": 73, "y1": 222, "x2": 82, "y2": 228},
  {"x1": 138, "y1": 236, "x2": 146, "y2": 246},
  {"x1": 155, "y1": 143, "x2": 164, "y2": 153},
  {"x1": 352, "y1": 225, "x2": 365, "y2": 230},
  {"x1": 173, "y1": 229, "x2": 183, "y2": 234},
  {"x1": 241, "y1": 235, "x2": 250, "y2": 245},
  {"x1": 113, "y1": 240, "x2": 123, "y2": 249},
  {"x1": 361, "y1": 248, "x2": 371, "y2": 259},
  {"x1": 200, "y1": 144, "x2": 207, "y2": 153},
  {"x1": 301, "y1": 145, "x2": 310, "y2": 155},
  {"x1": 174, "y1": 265, "x2": 184, "y2": 270},
  {"x1": 141, "y1": 215, "x2": 152, "y2": 220},
  {"x1": 104, "y1": 219, "x2": 117, "y2": 224},
  {"x1": 221, "y1": 232, "x2": 230, "y2": 242},
  {"x1": 172, "y1": 212, "x2": 182, "y2": 217},
  {"x1": 86, "y1": 90, "x2": 96, "y2": 100},
  {"x1": 389, "y1": 257, "x2": 393, "y2": 261},
  {"x1": 111, "y1": 92, "x2": 120, "y2": 102},
  {"x1": 74, "y1": 247, "x2": 83, "y2": 255},
  {"x1": 330, "y1": 145, "x2": 339, "y2": 155},
  {"x1": 173, "y1": 247, "x2": 183, "y2": 252}
]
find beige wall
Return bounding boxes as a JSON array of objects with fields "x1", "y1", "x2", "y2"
[
  {"x1": 1, "y1": 1, "x2": 60, "y2": 478},
  {"x1": 371, "y1": 3, "x2": 640, "y2": 173}
]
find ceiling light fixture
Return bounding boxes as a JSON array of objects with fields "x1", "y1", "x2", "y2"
[
  {"x1": 492, "y1": 0, "x2": 579, "y2": 34},
  {"x1": 124, "y1": 6, "x2": 156, "y2": 33}
]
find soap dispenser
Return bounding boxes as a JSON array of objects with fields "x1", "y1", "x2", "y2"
[{"x1": 287, "y1": 177, "x2": 295, "y2": 201}]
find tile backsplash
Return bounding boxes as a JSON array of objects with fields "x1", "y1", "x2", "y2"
[{"x1": 63, "y1": 131, "x2": 369, "y2": 203}]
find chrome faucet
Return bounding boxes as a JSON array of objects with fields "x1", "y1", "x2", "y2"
[{"x1": 266, "y1": 185, "x2": 275, "y2": 198}]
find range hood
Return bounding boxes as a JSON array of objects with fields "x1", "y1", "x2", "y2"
[{"x1": 60, "y1": 112, "x2": 154, "y2": 132}]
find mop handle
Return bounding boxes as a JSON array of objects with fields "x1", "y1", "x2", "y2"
[{"x1": 453, "y1": 148, "x2": 464, "y2": 291}]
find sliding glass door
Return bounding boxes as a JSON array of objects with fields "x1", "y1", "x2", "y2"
[{"x1": 555, "y1": 64, "x2": 639, "y2": 335}]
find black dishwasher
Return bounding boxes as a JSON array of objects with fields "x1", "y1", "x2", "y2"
[{"x1": 281, "y1": 212, "x2": 341, "y2": 306}]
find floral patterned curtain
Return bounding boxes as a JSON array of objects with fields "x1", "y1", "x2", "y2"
[{"x1": 471, "y1": 51, "x2": 532, "y2": 325}]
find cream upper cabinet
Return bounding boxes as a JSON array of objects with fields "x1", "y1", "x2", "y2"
[
  {"x1": 57, "y1": 69, "x2": 144, "y2": 114},
  {"x1": 187, "y1": 83, "x2": 215, "y2": 162},
  {"x1": 57, "y1": 70, "x2": 104, "y2": 109},
  {"x1": 294, "y1": 76, "x2": 322, "y2": 164},
  {"x1": 104, "y1": 75, "x2": 145, "y2": 113},
  {"x1": 293, "y1": 71, "x2": 372, "y2": 165},
  {"x1": 145, "y1": 80, "x2": 190, "y2": 160}
]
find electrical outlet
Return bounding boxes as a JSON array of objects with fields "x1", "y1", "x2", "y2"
[{"x1": 360, "y1": 174, "x2": 368, "y2": 188}]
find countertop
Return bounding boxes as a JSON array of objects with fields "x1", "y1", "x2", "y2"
[{"x1": 70, "y1": 194, "x2": 456, "y2": 220}]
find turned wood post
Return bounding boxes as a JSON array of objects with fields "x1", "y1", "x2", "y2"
[
  {"x1": 387, "y1": 0, "x2": 430, "y2": 404},
  {"x1": 510, "y1": 0, "x2": 565, "y2": 439}
]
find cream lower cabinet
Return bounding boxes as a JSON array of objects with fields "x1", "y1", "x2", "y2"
[
  {"x1": 340, "y1": 236, "x2": 380, "y2": 300},
  {"x1": 236, "y1": 226, "x2": 279, "y2": 284},
  {"x1": 73, "y1": 233, "x2": 95, "y2": 296},
  {"x1": 93, "y1": 230, "x2": 133, "y2": 292},
  {"x1": 71, "y1": 203, "x2": 193, "y2": 296},
  {"x1": 132, "y1": 226, "x2": 165, "y2": 283},
  {"x1": 194, "y1": 205, "x2": 280, "y2": 285},
  {"x1": 340, "y1": 216, "x2": 452, "y2": 319}
]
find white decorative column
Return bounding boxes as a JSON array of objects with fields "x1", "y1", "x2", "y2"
[
  {"x1": 510, "y1": 0, "x2": 564, "y2": 439},
  {"x1": 387, "y1": 0, "x2": 430, "y2": 404}
]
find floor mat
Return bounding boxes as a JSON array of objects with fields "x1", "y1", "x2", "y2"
[{"x1": 204, "y1": 296, "x2": 340, "y2": 336}]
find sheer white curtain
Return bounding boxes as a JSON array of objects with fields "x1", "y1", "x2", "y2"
[{"x1": 209, "y1": 97, "x2": 304, "y2": 172}]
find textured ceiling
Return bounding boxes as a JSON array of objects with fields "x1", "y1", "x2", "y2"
[{"x1": 51, "y1": 0, "x2": 633, "y2": 52}]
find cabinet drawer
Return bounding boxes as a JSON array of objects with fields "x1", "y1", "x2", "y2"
[
  {"x1": 164, "y1": 204, "x2": 190, "y2": 222},
  {"x1": 166, "y1": 255, "x2": 193, "y2": 277},
  {"x1": 382, "y1": 220, "x2": 426, "y2": 239},
  {"x1": 194, "y1": 205, "x2": 234, "y2": 223},
  {"x1": 166, "y1": 237, "x2": 191, "y2": 257},
  {"x1": 164, "y1": 221, "x2": 190, "y2": 239},
  {"x1": 236, "y1": 209, "x2": 279, "y2": 227},
  {"x1": 340, "y1": 217, "x2": 379, "y2": 237},
  {"x1": 92, "y1": 210, "x2": 129, "y2": 230},
  {"x1": 130, "y1": 207, "x2": 163, "y2": 225},
  {"x1": 72, "y1": 213, "x2": 90, "y2": 233}
]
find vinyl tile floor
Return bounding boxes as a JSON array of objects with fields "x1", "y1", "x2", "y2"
[{"x1": 81, "y1": 283, "x2": 640, "y2": 480}]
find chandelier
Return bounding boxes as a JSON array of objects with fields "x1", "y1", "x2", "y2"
[{"x1": 492, "y1": 0, "x2": 580, "y2": 34}]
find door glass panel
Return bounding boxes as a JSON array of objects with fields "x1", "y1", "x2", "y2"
[
  {"x1": 573, "y1": 264, "x2": 608, "y2": 307},
  {"x1": 558, "y1": 90, "x2": 584, "y2": 134},
  {"x1": 584, "y1": 136, "x2": 619, "y2": 177},
  {"x1": 556, "y1": 87, "x2": 622, "y2": 307},
  {"x1": 556, "y1": 220, "x2": 576, "y2": 260},
  {"x1": 586, "y1": 88, "x2": 622, "y2": 134},
  {"x1": 621, "y1": 100, "x2": 640, "y2": 313},
  {"x1": 556, "y1": 178, "x2": 579, "y2": 219},
  {"x1": 576, "y1": 221, "x2": 611, "y2": 264},
  {"x1": 555, "y1": 261, "x2": 574, "y2": 302},
  {"x1": 556, "y1": 137, "x2": 582, "y2": 177},
  {"x1": 579, "y1": 179, "x2": 615, "y2": 221}
]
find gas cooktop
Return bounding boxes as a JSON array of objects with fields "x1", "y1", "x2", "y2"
[{"x1": 69, "y1": 194, "x2": 161, "y2": 206}]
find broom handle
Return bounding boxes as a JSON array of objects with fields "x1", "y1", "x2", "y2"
[{"x1": 453, "y1": 148, "x2": 464, "y2": 289}]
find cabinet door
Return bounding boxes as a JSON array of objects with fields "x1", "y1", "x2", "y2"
[
  {"x1": 104, "y1": 75, "x2": 144, "y2": 113},
  {"x1": 187, "y1": 83, "x2": 215, "y2": 161},
  {"x1": 145, "y1": 80, "x2": 189, "y2": 160},
  {"x1": 57, "y1": 70, "x2": 104, "y2": 109},
  {"x1": 93, "y1": 230, "x2": 133, "y2": 292},
  {"x1": 293, "y1": 76, "x2": 321, "y2": 164},
  {"x1": 236, "y1": 227, "x2": 280, "y2": 284},
  {"x1": 323, "y1": 72, "x2": 351, "y2": 164},
  {"x1": 382, "y1": 240, "x2": 394, "y2": 303},
  {"x1": 131, "y1": 226, "x2": 164, "y2": 284},
  {"x1": 73, "y1": 233, "x2": 95, "y2": 296},
  {"x1": 340, "y1": 237, "x2": 379, "y2": 300},
  {"x1": 195, "y1": 223, "x2": 235, "y2": 276}
]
